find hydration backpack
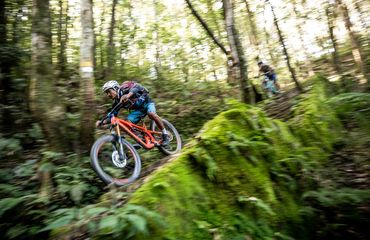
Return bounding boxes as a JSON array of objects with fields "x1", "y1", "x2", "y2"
[{"x1": 121, "y1": 81, "x2": 137, "y2": 91}]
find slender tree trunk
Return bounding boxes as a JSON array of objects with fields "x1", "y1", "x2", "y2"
[
  {"x1": 185, "y1": 0, "x2": 228, "y2": 55},
  {"x1": 336, "y1": 0, "x2": 369, "y2": 82},
  {"x1": 212, "y1": 70, "x2": 225, "y2": 105},
  {"x1": 0, "y1": 0, "x2": 12, "y2": 133},
  {"x1": 206, "y1": 0, "x2": 223, "y2": 39},
  {"x1": 96, "y1": 6, "x2": 106, "y2": 80},
  {"x1": 223, "y1": 0, "x2": 254, "y2": 104},
  {"x1": 291, "y1": 0, "x2": 315, "y2": 76},
  {"x1": 57, "y1": 0, "x2": 68, "y2": 79},
  {"x1": 353, "y1": 0, "x2": 370, "y2": 39},
  {"x1": 79, "y1": 0, "x2": 96, "y2": 151},
  {"x1": 262, "y1": 9, "x2": 278, "y2": 67},
  {"x1": 153, "y1": 0, "x2": 162, "y2": 82},
  {"x1": 185, "y1": 0, "x2": 238, "y2": 85},
  {"x1": 243, "y1": 0, "x2": 262, "y2": 60},
  {"x1": 106, "y1": 0, "x2": 118, "y2": 80},
  {"x1": 119, "y1": 0, "x2": 137, "y2": 75},
  {"x1": 325, "y1": 4, "x2": 342, "y2": 76},
  {"x1": 267, "y1": 0, "x2": 302, "y2": 91}
]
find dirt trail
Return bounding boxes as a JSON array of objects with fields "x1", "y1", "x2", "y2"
[{"x1": 263, "y1": 88, "x2": 301, "y2": 121}]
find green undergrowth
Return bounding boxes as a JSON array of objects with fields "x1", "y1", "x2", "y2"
[
  {"x1": 27, "y1": 76, "x2": 369, "y2": 240},
  {"x1": 122, "y1": 78, "x2": 344, "y2": 240}
]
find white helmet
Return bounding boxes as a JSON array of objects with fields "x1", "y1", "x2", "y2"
[{"x1": 102, "y1": 80, "x2": 120, "y2": 92}]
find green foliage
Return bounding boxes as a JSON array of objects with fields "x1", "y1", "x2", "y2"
[
  {"x1": 303, "y1": 188, "x2": 370, "y2": 207},
  {"x1": 327, "y1": 92, "x2": 370, "y2": 133},
  {"x1": 109, "y1": 79, "x2": 364, "y2": 240},
  {"x1": 301, "y1": 188, "x2": 370, "y2": 239},
  {"x1": 289, "y1": 76, "x2": 343, "y2": 152},
  {"x1": 27, "y1": 123, "x2": 44, "y2": 140},
  {"x1": 0, "y1": 137, "x2": 22, "y2": 156},
  {"x1": 0, "y1": 197, "x2": 25, "y2": 217},
  {"x1": 0, "y1": 154, "x2": 103, "y2": 239},
  {"x1": 42, "y1": 203, "x2": 165, "y2": 240}
]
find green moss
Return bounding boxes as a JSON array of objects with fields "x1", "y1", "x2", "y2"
[{"x1": 121, "y1": 77, "x2": 347, "y2": 240}]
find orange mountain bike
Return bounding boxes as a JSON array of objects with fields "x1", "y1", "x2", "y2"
[{"x1": 90, "y1": 103, "x2": 182, "y2": 186}]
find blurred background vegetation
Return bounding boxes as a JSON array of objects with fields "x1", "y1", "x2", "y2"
[{"x1": 0, "y1": 0, "x2": 369, "y2": 239}]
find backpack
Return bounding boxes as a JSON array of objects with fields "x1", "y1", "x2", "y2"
[{"x1": 121, "y1": 81, "x2": 136, "y2": 91}]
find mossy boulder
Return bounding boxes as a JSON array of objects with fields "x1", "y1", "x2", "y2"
[{"x1": 126, "y1": 80, "x2": 343, "y2": 240}]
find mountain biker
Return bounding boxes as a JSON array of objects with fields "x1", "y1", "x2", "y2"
[
  {"x1": 257, "y1": 61, "x2": 280, "y2": 90},
  {"x1": 96, "y1": 80, "x2": 169, "y2": 146}
]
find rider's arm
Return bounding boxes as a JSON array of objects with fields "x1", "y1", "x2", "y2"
[{"x1": 120, "y1": 92, "x2": 134, "y2": 103}]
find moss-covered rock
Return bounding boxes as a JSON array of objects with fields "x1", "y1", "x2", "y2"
[{"x1": 124, "y1": 78, "x2": 344, "y2": 240}]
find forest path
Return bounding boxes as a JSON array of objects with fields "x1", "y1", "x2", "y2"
[{"x1": 262, "y1": 87, "x2": 301, "y2": 121}]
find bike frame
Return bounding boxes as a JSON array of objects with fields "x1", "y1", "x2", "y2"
[{"x1": 110, "y1": 116, "x2": 162, "y2": 150}]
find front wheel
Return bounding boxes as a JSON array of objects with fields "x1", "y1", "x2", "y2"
[
  {"x1": 151, "y1": 119, "x2": 182, "y2": 155},
  {"x1": 90, "y1": 135, "x2": 141, "y2": 186}
]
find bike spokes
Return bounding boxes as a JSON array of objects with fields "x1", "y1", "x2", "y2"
[
  {"x1": 91, "y1": 135, "x2": 141, "y2": 185},
  {"x1": 151, "y1": 119, "x2": 182, "y2": 155}
]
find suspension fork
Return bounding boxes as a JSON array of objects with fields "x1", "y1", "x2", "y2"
[{"x1": 114, "y1": 123, "x2": 126, "y2": 161}]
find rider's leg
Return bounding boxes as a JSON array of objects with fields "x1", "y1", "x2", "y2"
[
  {"x1": 126, "y1": 110, "x2": 145, "y2": 124},
  {"x1": 146, "y1": 103, "x2": 169, "y2": 146},
  {"x1": 271, "y1": 74, "x2": 280, "y2": 91}
]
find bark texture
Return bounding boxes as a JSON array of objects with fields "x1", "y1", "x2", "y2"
[
  {"x1": 223, "y1": 0, "x2": 254, "y2": 104},
  {"x1": 267, "y1": 0, "x2": 302, "y2": 91},
  {"x1": 79, "y1": 0, "x2": 96, "y2": 150}
]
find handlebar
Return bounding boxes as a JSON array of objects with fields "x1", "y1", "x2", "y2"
[{"x1": 98, "y1": 99, "x2": 135, "y2": 127}]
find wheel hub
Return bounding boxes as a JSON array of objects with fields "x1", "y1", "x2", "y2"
[{"x1": 112, "y1": 150, "x2": 127, "y2": 168}]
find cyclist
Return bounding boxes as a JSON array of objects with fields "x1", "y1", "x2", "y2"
[
  {"x1": 96, "y1": 80, "x2": 169, "y2": 146},
  {"x1": 258, "y1": 61, "x2": 280, "y2": 90}
]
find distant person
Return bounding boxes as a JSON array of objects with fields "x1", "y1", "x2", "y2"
[
  {"x1": 96, "y1": 80, "x2": 169, "y2": 146},
  {"x1": 258, "y1": 61, "x2": 280, "y2": 90}
]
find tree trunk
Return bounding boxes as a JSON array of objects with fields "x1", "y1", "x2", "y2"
[
  {"x1": 106, "y1": 0, "x2": 118, "y2": 80},
  {"x1": 0, "y1": 0, "x2": 12, "y2": 133},
  {"x1": 267, "y1": 0, "x2": 302, "y2": 91},
  {"x1": 223, "y1": 0, "x2": 254, "y2": 104},
  {"x1": 212, "y1": 70, "x2": 225, "y2": 105},
  {"x1": 185, "y1": 0, "x2": 228, "y2": 55},
  {"x1": 353, "y1": 0, "x2": 370, "y2": 39},
  {"x1": 30, "y1": 0, "x2": 68, "y2": 151},
  {"x1": 336, "y1": 0, "x2": 369, "y2": 82},
  {"x1": 153, "y1": 0, "x2": 162, "y2": 86},
  {"x1": 96, "y1": 6, "x2": 106, "y2": 80},
  {"x1": 291, "y1": 0, "x2": 315, "y2": 76},
  {"x1": 57, "y1": 0, "x2": 68, "y2": 79},
  {"x1": 206, "y1": 0, "x2": 223, "y2": 40},
  {"x1": 79, "y1": 0, "x2": 96, "y2": 151},
  {"x1": 325, "y1": 4, "x2": 342, "y2": 76},
  {"x1": 243, "y1": 0, "x2": 261, "y2": 60},
  {"x1": 185, "y1": 0, "x2": 239, "y2": 85}
]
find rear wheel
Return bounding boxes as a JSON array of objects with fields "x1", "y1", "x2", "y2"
[
  {"x1": 90, "y1": 135, "x2": 141, "y2": 186},
  {"x1": 151, "y1": 119, "x2": 182, "y2": 155}
]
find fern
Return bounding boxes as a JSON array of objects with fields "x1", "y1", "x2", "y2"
[{"x1": 0, "y1": 197, "x2": 24, "y2": 217}]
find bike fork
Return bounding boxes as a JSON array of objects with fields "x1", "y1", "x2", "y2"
[{"x1": 115, "y1": 124, "x2": 127, "y2": 161}]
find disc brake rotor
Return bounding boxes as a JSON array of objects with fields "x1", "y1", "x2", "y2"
[{"x1": 111, "y1": 150, "x2": 127, "y2": 168}]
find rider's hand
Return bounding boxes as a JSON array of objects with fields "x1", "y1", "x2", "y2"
[
  {"x1": 120, "y1": 92, "x2": 133, "y2": 103},
  {"x1": 96, "y1": 120, "x2": 108, "y2": 128}
]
